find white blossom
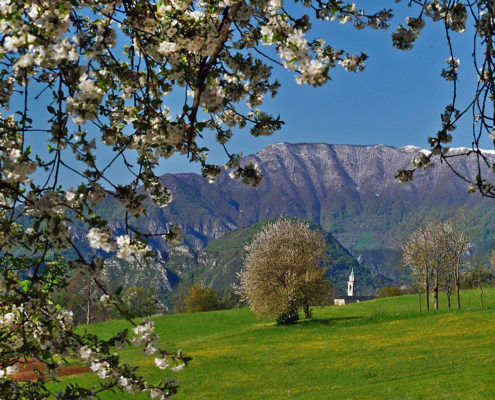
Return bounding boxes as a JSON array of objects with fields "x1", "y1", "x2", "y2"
[
  {"x1": 150, "y1": 388, "x2": 165, "y2": 399},
  {"x1": 87, "y1": 228, "x2": 116, "y2": 253},
  {"x1": 79, "y1": 345, "x2": 94, "y2": 363},
  {"x1": 0, "y1": 312, "x2": 16, "y2": 326},
  {"x1": 165, "y1": 223, "x2": 183, "y2": 246},
  {"x1": 100, "y1": 294, "x2": 110, "y2": 303},
  {"x1": 6, "y1": 365, "x2": 19, "y2": 375},
  {"x1": 154, "y1": 356, "x2": 170, "y2": 370},
  {"x1": 170, "y1": 363, "x2": 185, "y2": 372},
  {"x1": 116, "y1": 235, "x2": 151, "y2": 261}
]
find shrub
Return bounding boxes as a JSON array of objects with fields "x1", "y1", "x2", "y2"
[
  {"x1": 378, "y1": 286, "x2": 403, "y2": 298},
  {"x1": 185, "y1": 283, "x2": 220, "y2": 313}
]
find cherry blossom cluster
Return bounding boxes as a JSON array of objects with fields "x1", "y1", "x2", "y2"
[
  {"x1": 424, "y1": 1, "x2": 467, "y2": 33},
  {"x1": 392, "y1": 17, "x2": 425, "y2": 50}
]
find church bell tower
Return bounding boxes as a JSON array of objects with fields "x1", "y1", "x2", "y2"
[{"x1": 347, "y1": 268, "x2": 356, "y2": 297}]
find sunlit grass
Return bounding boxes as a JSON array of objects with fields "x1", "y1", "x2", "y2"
[{"x1": 57, "y1": 288, "x2": 495, "y2": 399}]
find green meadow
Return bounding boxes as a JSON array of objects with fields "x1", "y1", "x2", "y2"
[{"x1": 59, "y1": 289, "x2": 495, "y2": 399}]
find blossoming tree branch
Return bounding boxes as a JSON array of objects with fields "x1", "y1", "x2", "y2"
[
  {"x1": 395, "y1": 0, "x2": 495, "y2": 193},
  {"x1": 0, "y1": 0, "x2": 492, "y2": 398}
]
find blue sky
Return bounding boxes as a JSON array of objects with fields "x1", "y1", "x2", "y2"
[
  {"x1": 19, "y1": 1, "x2": 485, "y2": 184},
  {"x1": 158, "y1": 2, "x2": 484, "y2": 175}
]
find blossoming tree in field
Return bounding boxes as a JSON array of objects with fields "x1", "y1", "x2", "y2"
[
  {"x1": 0, "y1": 0, "x2": 394, "y2": 397},
  {"x1": 238, "y1": 219, "x2": 329, "y2": 324}
]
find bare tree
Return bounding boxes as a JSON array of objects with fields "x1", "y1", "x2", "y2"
[
  {"x1": 237, "y1": 219, "x2": 329, "y2": 324},
  {"x1": 401, "y1": 223, "x2": 434, "y2": 310},
  {"x1": 440, "y1": 219, "x2": 472, "y2": 309},
  {"x1": 410, "y1": 281, "x2": 424, "y2": 312},
  {"x1": 440, "y1": 266, "x2": 455, "y2": 310},
  {"x1": 66, "y1": 270, "x2": 106, "y2": 325},
  {"x1": 470, "y1": 257, "x2": 491, "y2": 309},
  {"x1": 430, "y1": 223, "x2": 447, "y2": 310}
]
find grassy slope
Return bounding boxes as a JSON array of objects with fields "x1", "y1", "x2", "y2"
[{"x1": 59, "y1": 289, "x2": 495, "y2": 399}]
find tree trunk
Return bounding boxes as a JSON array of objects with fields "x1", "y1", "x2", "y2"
[
  {"x1": 86, "y1": 296, "x2": 91, "y2": 325},
  {"x1": 433, "y1": 269, "x2": 439, "y2": 310},
  {"x1": 303, "y1": 304, "x2": 311, "y2": 319},
  {"x1": 447, "y1": 290, "x2": 451, "y2": 309},
  {"x1": 456, "y1": 278, "x2": 461, "y2": 309},
  {"x1": 479, "y1": 285, "x2": 484, "y2": 309},
  {"x1": 418, "y1": 292, "x2": 422, "y2": 312},
  {"x1": 277, "y1": 306, "x2": 299, "y2": 325},
  {"x1": 425, "y1": 274, "x2": 430, "y2": 311}
]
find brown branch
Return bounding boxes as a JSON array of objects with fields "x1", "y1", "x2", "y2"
[{"x1": 187, "y1": 3, "x2": 242, "y2": 153}]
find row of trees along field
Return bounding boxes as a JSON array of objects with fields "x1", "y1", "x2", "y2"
[
  {"x1": 400, "y1": 218, "x2": 493, "y2": 311},
  {"x1": 1, "y1": 0, "x2": 495, "y2": 398}
]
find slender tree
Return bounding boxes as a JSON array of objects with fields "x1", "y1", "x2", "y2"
[
  {"x1": 471, "y1": 257, "x2": 491, "y2": 309},
  {"x1": 401, "y1": 223, "x2": 434, "y2": 311},
  {"x1": 66, "y1": 271, "x2": 104, "y2": 325},
  {"x1": 410, "y1": 281, "x2": 424, "y2": 312},
  {"x1": 440, "y1": 219, "x2": 472, "y2": 309}
]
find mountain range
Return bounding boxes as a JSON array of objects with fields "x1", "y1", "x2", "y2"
[
  {"x1": 152, "y1": 144, "x2": 495, "y2": 247},
  {"x1": 99, "y1": 142, "x2": 495, "y2": 305}
]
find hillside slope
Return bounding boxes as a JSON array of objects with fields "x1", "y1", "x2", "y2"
[
  {"x1": 100, "y1": 219, "x2": 390, "y2": 308},
  {"x1": 204, "y1": 219, "x2": 391, "y2": 296}
]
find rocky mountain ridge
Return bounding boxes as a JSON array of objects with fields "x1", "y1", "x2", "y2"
[
  {"x1": 147, "y1": 143, "x2": 495, "y2": 251},
  {"x1": 99, "y1": 142, "x2": 495, "y2": 303}
]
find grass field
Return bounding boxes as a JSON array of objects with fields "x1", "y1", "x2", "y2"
[{"x1": 58, "y1": 288, "x2": 495, "y2": 399}]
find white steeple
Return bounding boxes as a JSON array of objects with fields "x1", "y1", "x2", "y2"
[{"x1": 347, "y1": 268, "x2": 355, "y2": 297}]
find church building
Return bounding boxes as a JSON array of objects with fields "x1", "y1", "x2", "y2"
[
  {"x1": 347, "y1": 268, "x2": 355, "y2": 297},
  {"x1": 334, "y1": 268, "x2": 375, "y2": 306}
]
